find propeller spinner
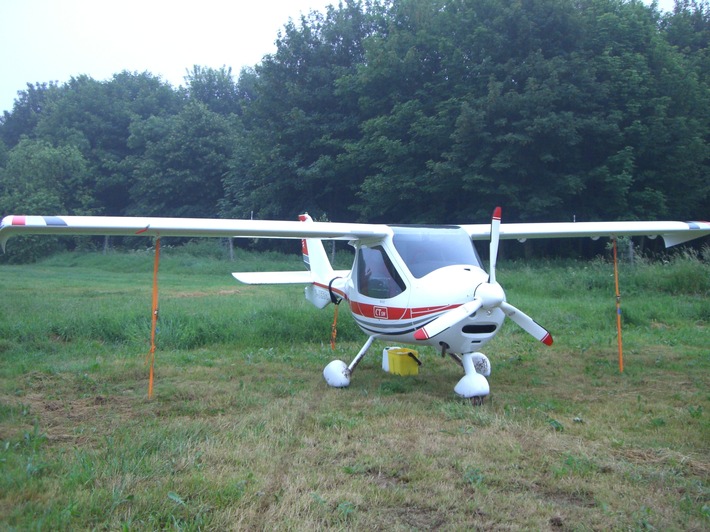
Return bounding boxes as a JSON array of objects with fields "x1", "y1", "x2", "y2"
[{"x1": 414, "y1": 207, "x2": 553, "y2": 346}]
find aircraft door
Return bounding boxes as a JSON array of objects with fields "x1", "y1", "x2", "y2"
[
  {"x1": 355, "y1": 245, "x2": 406, "y2": 299},
  {"x1": 352, "y1": 244, "x2": 411, "y2": 331}
]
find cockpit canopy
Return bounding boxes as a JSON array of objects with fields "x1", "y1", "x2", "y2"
[
  {"x1": 392, "y1": 226, "x2": 482, "y2": 278},
  {"x1": 354, "y1": 226, "x2": 482, "y2": 299}
]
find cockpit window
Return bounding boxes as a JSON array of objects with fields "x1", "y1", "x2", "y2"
[
  {"x1": 392, "y1": 226, "x2": 482, "y2": 278},
  {"x1": 357, "y1": 245, "x2": 406, "y2": 299}
]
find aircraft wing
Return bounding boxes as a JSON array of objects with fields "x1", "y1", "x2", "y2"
[
  {"x1": 2, "y1": 215, "x2": 708, "y2": 251},
  {"x1": 0, "y1": 215, "x2": 391, "y2": 251},
  {"x1": 461, "y1": 220, "x2": 710, "y2": 247}
]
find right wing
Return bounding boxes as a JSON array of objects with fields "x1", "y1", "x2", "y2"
[{"x1": 461, "y1": 220, "x2": 710, "y2": 247}]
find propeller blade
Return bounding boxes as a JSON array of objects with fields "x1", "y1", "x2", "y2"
[
  {"x1": 414, "y1": 300, "x2": 483, "y2": 340},
  {"x1": 500, "y1": 301, "x2": 553, "y2": 345},
  {"x1": 489, "y1": 206, "x2": 501, "y2": 284}
]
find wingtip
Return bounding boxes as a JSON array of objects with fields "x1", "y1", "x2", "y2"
[{"x1": 542, "y1": 333, "x2": 553, "y2": 346}]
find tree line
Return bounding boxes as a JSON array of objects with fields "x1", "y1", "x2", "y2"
[{"x1": 1, "y1": 0, "x2": 708, "y2": 259}]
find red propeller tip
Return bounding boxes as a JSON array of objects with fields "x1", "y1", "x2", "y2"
[{"x1": 414, "y1": 329, "x2": 429, "y2": 341}]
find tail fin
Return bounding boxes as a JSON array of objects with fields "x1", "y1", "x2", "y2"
[
  {"x1": 299, "y1": 213, "x2": 335, "y2": 282},
  {"x1": 299, "y1": 214, "x2": 343, "y2": 309}
]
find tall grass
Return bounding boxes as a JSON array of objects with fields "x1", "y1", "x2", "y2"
[{"x1": 0, "y1": 246, "x2": 708, "y2": 530}]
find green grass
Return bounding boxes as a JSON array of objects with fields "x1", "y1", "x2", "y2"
[{"x1": 0, "y1": 247, "x2": 708, "y2": 530}]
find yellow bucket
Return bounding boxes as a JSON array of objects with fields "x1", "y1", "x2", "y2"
[{"x1": 382, "y1": 347, "x2": 421, "y2": 376}]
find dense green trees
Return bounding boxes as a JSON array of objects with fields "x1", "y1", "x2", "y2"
[{"x1": 1, "y1": 0, "x2": 708, "y2": 257}]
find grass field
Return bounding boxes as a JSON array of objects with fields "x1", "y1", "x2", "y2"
[{"x1": 0, "y1": 244, "x2": 708, "y2": 530}]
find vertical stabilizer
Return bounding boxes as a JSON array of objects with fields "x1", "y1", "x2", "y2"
[
  {"x1": 299, "y1": 214, "x2": 340, "y2": 309},
  {"x1": 298, "y1": 214, "x2": 335, "y2": 282}
]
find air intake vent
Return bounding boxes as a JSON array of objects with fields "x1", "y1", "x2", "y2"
[{"x1": 462, "y1": 324, "x2": 497, "y2": 334}]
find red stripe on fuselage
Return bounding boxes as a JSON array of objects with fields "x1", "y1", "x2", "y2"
[{"x1": 313, "y1": 281, "x2": 459, "y2": 321}]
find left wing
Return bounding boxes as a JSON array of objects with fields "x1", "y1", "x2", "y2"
[
  {"x1": 0, "y1": 215, "x2": 391, "y2": 252},
  {"x1": 461, "y1": 220, "x2": 710, "y2": 247}
]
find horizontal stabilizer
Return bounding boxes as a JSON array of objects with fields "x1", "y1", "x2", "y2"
[
  {"x1": 233, "y1": 270, "x2": 349, "y2": 285},
  {"x1": 233, "y1": 271, "x2": 312, "y2": 284}
]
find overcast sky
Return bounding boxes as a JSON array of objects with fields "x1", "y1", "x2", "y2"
[
  {"x1": 1, "y1": 0, "x2": 677, "y2": 115},
  {"x1": 0, "y1": 0, "x2": 333, "y2": 113}
]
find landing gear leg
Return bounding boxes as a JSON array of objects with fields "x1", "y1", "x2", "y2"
[
  {"x1": 323, "y1": 336, "x2": 376, "y2": 388},
  {"x1": 440, "y1": 342, "x2": 463, "y2": 369},
  {"x1": 454, "y1": 352, "x2": 490, "y2": 404}
]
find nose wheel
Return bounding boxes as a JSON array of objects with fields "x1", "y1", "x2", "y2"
[{"x1": 454, "y1": 352, "x2": 491, "y2": 403}]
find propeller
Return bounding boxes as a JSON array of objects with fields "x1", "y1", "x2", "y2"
[
  {"x1": 414, "y1": 300, "x2": 483, "y2": 340},
  {"x1": 489, "y1": 206, "x2": 501, "y2": 284},
  {"x1": 413, "y1": 207, "x2": 553, "y2": 346}
]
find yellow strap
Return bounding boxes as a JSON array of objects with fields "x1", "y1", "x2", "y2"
[
  {"x1": 147, "y1": 237, "x2": 160, "y2": 398},
  {"x1": 612, "y1": 238, "x2": 624, "y2": 373},
  {"x1": 330, "y1": 304, "x2": 339, "y2": 351}
]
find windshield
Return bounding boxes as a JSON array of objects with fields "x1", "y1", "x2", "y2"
[{"x1": 392, "y1": 226, "x2": 482, "y2": 279}]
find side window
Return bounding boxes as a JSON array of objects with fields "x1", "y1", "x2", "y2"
[{"x1": 357, "y1": 246, "x2": 406, "y2": 299}]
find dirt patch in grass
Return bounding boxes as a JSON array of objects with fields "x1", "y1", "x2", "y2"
[
  {"x1": 614, "y1": 447, "x2": 710, "y2": 477},
  {"x1": 4, "y1": 389, "x2": 143, "y2": 445}
]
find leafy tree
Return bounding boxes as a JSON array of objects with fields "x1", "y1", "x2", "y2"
[
  {"x1": 0, "y1": 82, "x2": 61, "y2": 147},
  {"x1": 185, "y1": 65, "x2": 241, "y2": 115},
  {"x1": 222, "y1": 0, "x2": 387, "y2": 221},
  {"x1": 127, "y1": 101, "x2": 237, "y2": 217},
  {"x1": 0, "y1": 138, "x2": 92, "y2": 261},
  {"x1": 347, "y1": 0, "x2": 709, "y2": 223},
  {"x1": 31, "y1": 73, "x2": 183, "y2": 215}
]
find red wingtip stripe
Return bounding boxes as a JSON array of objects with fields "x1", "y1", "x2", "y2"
[
  {"x1": 12, "y1": 216, "x2": 26, "y2": 226},
  {"x1": 542, "y1": 333, "x2": 553, "y2": 346},
  {"x1": 492, "y1": 207, "x2": 501, "y2": 221}
]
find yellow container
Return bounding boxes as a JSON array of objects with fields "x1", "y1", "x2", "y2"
[{"x1": 385, "y1": 347, "x2": 421, "y2": 376}]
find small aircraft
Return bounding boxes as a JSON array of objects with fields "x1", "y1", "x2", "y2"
[{"x1": 1, "y1": 210, "x2": 708, "y2": 402}]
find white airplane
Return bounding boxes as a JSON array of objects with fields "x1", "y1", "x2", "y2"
[{"x1": 1, "y1": 210, "x2": 708, "y2": 402}]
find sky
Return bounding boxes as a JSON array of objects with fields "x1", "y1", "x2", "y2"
[
  {"x1": 0, "y1": 0, "x2": 334, "y2": 113},
  {"x1": 1, "y1": 0, "x2": 677, "y2": 115}
]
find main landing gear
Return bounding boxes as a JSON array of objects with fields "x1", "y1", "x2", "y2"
[
  {"x1": 323, "y1": 336, "x2": 376, "y2": 388},
  {"x1": 323, "y1": 337, "x2": 492, "y2": 405}
]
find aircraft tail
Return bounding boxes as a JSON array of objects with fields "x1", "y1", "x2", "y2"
[
  {"x1": 232, "y1": 214, "x2": 345, "y2": 309},
  {"x1": 298, "y1": 214, "x2": 343, "y2": 309},
  {"x1": 298, "y1": 214, "x2": 334, "y2": 279}
]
